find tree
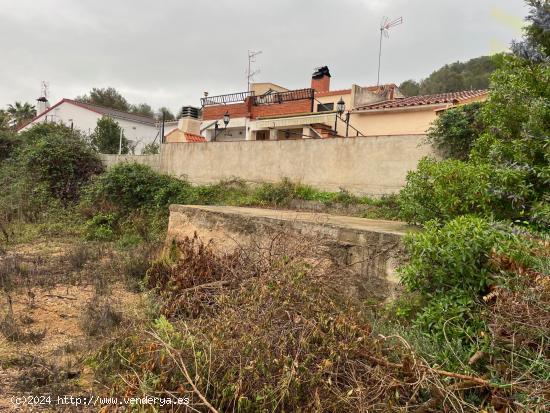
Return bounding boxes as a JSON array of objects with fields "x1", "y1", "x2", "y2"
[
  {"x1": 76, "y1": 87, "x2": 130, "y2": 112},
  {"x1": 90, "y1": 116, "x2": 129, "y2": 154},
  {"x1": 141, "y1": 142, "x2": 160, "y2": 155},
  {"x1": 130, "y1": 103, "x2": 155, "y2": 118},
  {"x1": 157, "y1": 107, "x2": 176, "y2": 121},
  {"x1": 426, "y1": 102, "x2": 485, "y2": 160},
  {"x1": 0, "y1": 109, "x2": 11, "y2": 130},
  {"x1": 6, "y1": 102, "x2": 36, "y2": 127},
  {"x1": 399, "y1": 80, "x2": 420, "y2": 97},
  {"x1": 399, "y1": 56, "x2": 498, "y2": 96}
]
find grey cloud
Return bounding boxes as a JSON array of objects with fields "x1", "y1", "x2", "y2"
[{"x1": 0, "y1": 0, "x2": 528, "y2": 114}]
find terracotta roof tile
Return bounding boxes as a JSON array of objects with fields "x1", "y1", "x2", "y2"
[
  {"x1": 355, "y1": 90, "x2": 488, "y2": 111},
  {"x1": 184, "y1": 132, "x2": 206, "y2": 142}
]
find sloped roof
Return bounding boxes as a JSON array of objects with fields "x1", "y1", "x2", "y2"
[
  {"x1": 355, "y1": 90, "x2": 488, "y2": 111},
  {"x1": 164, "y1": 128, "x2": 206, "y2": 143},
  {"x1": 19, "y1": 98, "x2": 157, "y2": 130},
  {"x1": 64, "y1": 99, "x2": 157, "y2": 124},
  {"x1": 184, "y1": 132, "x2": 206, "y2": 142}
]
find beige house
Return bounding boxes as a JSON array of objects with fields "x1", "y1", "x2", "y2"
[{"x1": 348, "y1": 90, "x2": 488, "y2": 136}]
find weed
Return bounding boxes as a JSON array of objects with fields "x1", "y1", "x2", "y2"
[{"x1": 80, "y1": 295, "x2": 122, "y2": 337}]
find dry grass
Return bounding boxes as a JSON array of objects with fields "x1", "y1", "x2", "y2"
[{"x1": 95, "y1": 233, "x2": 543, "y2": 412}]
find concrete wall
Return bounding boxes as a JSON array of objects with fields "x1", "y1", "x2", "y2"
[
  {"x1": 167, "y1": 205, "x2": 411, "y2": 301},
  {"x1": 349, "y1": 108, "x2": 439, "y2": 137},
  {"x1": 99, "y1": 154, "x2": 161, "y2": 171},
  {"x1": 158, "y1": 135, "x2": 433, "y2": 195}
]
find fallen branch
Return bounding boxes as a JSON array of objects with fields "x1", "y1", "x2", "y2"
[
  {"x1": 44, "y1": 294, "x2": 77, "y2": 300},
  {"x1": 148, "y1": 331, "x2": 219, "y2": 413},
  {"x1": 180, "y1": 280, "x2": 230, "y2": 293},
  {"x1": 364, "y1": 354, "x2": 494, "y2": 388}
]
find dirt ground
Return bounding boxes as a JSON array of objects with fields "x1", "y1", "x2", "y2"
[{"x1": 0, "y1": 240, "x2": 142, "y2": 412}]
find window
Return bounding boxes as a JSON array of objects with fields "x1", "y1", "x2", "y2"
[{"x1": 317, "y1": 102, "x2": 334, "y2": 112}]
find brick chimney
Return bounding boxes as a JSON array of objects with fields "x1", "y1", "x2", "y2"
[{"x1": 311, "y1": 66, "x2": 331, "y2": 92}]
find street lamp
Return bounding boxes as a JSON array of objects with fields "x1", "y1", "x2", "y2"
[
  {"x1": 334, "y1": 97, "x2": 345, "y2": 136},
  {"x1": 336, "y1": 97, "x2": 345, "y2": 115},
  {"x1": 223, "y1": 111, "x2": 230, "y2": 127},
  {"x1": 213, "y1": 112, "x2": 230, "y2": 141}
]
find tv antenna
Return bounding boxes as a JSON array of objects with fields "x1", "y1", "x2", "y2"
[
  {"x1": 247, "y1": 50, "x2": 262, "y2": 92},
  {"x1": 377, "y1": 16, "x2": 403, "y2": 86}
]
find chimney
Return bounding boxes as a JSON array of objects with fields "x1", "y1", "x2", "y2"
[
  {"x1": 177, "y1": 106, "x2": 201, "y2": 135},
  {"x1": 311, "y1": 66, "x2": 331, "y2": 93},
  {"x1": 36, "y1": 96, "x2": 50, "y2": 115}
]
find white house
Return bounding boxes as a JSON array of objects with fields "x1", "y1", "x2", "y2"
[{"x1": 18, "y1": 98, "x2": 161, "y2": 154}]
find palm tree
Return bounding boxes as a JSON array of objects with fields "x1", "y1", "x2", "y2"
[{"x1": 7, "y1": 102, "x2": 36, "y2": 127}]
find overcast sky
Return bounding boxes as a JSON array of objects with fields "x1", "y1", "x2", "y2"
[{"x1": 0, "y1": 0, "x2": 528, "y2": 114}]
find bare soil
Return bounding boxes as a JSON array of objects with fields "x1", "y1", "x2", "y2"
[{"x1": 0, "y1": 240, "x2": 142, "y2": 412}]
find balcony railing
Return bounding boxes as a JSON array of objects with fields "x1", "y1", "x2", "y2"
[
  {"x1": 201, "y1": 88, "x2": 315, "y2": 107},
  {"x1": 201, "y1": 91, "x2": 255, "y2": 107},
  {"x1": 252, "y1": 88, "x2": 314, "y2": 105}
]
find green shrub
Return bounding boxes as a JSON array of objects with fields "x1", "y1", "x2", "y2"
[
  {"x1": 398, "y1": 158, "x2": 535, "y2": 224},
  {"x1": 398, "y1": 216, "x2": 535, "y2": 356},
  {"x1": 0, "y1": 130, "x2": 22, "y2": 161},
  {"x1": 141, "y1": 142, "x2": 159, "y2": 155},
  {"x1": 19, "y1": 132, "x2": 103, "y2": 202},
  {"x1": 398, "y1": 159, "x2": 494, "y2": 224},
  {"x1": 252, "y1": 178, "x2": 302, "y2": 206},
  {"x1": 427, "y1": 101, "x2": 485, "y2": 160},
  {"x1": 400, "y1": 216, "x2": 507, "y2": 297},
  {"x1": 83, "y1": 163, "x2": 189, "y2": 213},
  {"x1": 0, "y1": 124, "x2": 102, "y2": 232},
  {"x1": 85, "y1": 213, "x2": 117, "y2": 241}
]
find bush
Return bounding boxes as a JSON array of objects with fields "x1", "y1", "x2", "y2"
[
  {"x1": 141, "y1": 142, "x2": 159, "y2": 155},
  {"x1": 398, "y1": 216, "x2": 534, "y2": 355},
  {"x1": 427, "y1": 101, "x2": 485, "y2": 160},
  {"x1": 398, "y1": 158, "x2": 535, "y2": 224},
  {"x1": 85, "y1": 213, "x2": 117, "y2": 241},
  {"x1": 82, "y1": 163, "x2": 190, "y2": 214},
  {"x1": 19, "y1": 132, "x2": 103, "y2": 202},
  {"x1": 400, "y1": 217, "x2": 509, "y2": 297},
  {"x1": 0, "y1": 130, "x2": 22, "y2": 160},
  {"x1": 398, "y1": 159, "x2": 493, "y2": 224}
]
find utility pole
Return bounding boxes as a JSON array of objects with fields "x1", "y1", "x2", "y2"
[
  {"x1": 247, "y1": 50, "x2": 262, "y2": 92},
  {"x1": 118, "y1": 128, "x2": 123, "y2": 155}
]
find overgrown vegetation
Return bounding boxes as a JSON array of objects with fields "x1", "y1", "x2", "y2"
[
  {"x1": 392, "y1": 3, "x2": 550, "y2": 410},
  {"x1": 1, "y1": 2, "x2": 548, "y2": 410},
  {"x1": 426, "y1": 101, "x2": 485, "y2": 160}
]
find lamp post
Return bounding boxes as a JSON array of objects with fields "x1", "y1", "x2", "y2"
[
  {"x1": 213, "y1": 111, "x2": 230, "y2": 141},
  {"x1": 334, "y1": 97, "x2": 345, "y2": 136}
]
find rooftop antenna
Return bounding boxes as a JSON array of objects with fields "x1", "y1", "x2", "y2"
[
  {"x1": 247, "y1": 50, "x2": 262, "y2": 92},
  {"x1": 377, "y1": 16, "x2": 403, "y2": 86}
]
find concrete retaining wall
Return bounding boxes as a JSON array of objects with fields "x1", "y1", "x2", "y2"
[
  {"x1": 167, "y1": 205, "x2": 413, "y2": 301},
  {"x1": 100, "y1": 135, "x2": 433, "y2": 196}
]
